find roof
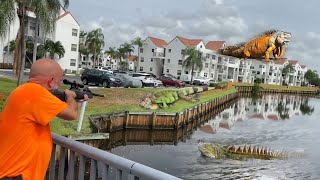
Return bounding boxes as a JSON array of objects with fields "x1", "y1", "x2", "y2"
[
  {"x1": 176, "y1": 36, "x2": 202, "y2": 47},
  {"x1": 274, "y1": 58, "x2": 287, "y2": 65},
  {"x1": 288, "y1": 60, "x2": 299, "y2": 65},
  {"x1": 205, "y1": 41, "x2": 225, "y2": 51},
  {"x1": 56, "y1": 12, "x2": 69, "y2": 20},
  {"x1": 128, "y1": 55, "x2": 138, "y2": 62},
  {"x1": 148, "y1": 37, "x2": 167, "y2": 48}
]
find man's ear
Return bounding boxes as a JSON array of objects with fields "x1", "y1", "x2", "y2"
[{"x1": 48, "y1": 77, "x2": 55, "y2": 88}]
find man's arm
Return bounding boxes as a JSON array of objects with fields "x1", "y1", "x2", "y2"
[{"x1": 57, "y1": 90, "x2": 78, "y2": 120}]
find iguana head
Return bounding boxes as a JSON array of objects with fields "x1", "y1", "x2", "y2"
[
  {"x1": 275, "y1": 31, "x2": 291, "y2": 45},
  {"x1": 198, "y1": 142, "x2": 222, "y2": 159}
]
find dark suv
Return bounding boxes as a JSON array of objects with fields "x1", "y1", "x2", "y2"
[{"x1": 81, "y1": 68, "x2": 122, "y2": 87}]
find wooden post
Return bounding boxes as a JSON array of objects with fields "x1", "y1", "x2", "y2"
[
  {"x1": 175, "y1": 112, "x2": 180, "y2": 129},
  {"x1": 124, "y1": 111, "x2": 129, "y2": 129},
  {"x1": 151, "y1": 112, "x2": 156, "y2": 129}
]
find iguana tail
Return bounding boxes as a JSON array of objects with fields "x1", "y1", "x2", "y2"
[{"x1": 220, "y1": 42, "x2": 246, "y2": 58}]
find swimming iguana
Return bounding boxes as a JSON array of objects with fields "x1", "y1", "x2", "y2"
[{"x1": 198, "y1": 142, "x2": 303, "y2": 160}]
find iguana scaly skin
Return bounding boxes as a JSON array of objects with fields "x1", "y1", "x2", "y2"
[
  {"x1": 139, "y1": 88, "x2": 202, "y2": 109},
  {"x1": 198, "y1": 143, "x2": 303, "y2": 160},
  {"x1": 221, "y1": 30, "x2": 291, "y2": 62}
]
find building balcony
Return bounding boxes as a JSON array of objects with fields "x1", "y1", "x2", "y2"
[
  {"x1": 152, "y1": 52, "x2": 165, "y2": 58},
  {"x1": 238, "y1": 72, "x2": 245, "y2": 76}
]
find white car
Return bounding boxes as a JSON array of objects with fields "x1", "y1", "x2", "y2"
[
  {"x1": 131, "y1": 73, "x2": 157, "y2": 87},
  {"x1": 192, "y1": 77, "x2": 212, "y2": 85},
  {"x1": 97, "y1": 67, "x2": 113, "y2": 74}
]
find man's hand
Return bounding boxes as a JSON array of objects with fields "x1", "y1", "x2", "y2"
[
  {"x1": 77, "y1": 94, "x2": 90, "y2": 102},
  {"x1": 64, "y1": 89, "x2": 77, "y2": 99}
]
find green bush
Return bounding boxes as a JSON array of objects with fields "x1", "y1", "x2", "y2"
[{"x1": 212, "y1": 82, "x2": 228, "y2": 89}]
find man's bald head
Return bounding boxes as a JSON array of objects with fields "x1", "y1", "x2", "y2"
[
  {"x1": 29, "y1": 58, "x2": 63, "y2": 78},
  {"x1": 28, "y1": 58, "x2": 64, "y2": 89}
]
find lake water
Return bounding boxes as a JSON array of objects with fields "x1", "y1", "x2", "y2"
[{"x1": 107, "y1": 94, "x2": 320, "y2": 179}]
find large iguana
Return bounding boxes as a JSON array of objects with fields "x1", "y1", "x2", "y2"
[
  {"x1": 221, "y1": 30, "x2": 291, "y2": 62},
  {"x1": 139, "y1": 88, "x2": 202, "y2": 109},
  {"x1": 198, "y1": 142, "x2": 303, "y2": 160}
]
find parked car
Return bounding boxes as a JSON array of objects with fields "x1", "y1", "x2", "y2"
[
  {"x1": 81, "y1": 68, "x2": 122, "y2": 87},
  {"x1": 158, "y1": 75, "x2": 185, "y2": 87},
  {"x1": 180, "y1": 74, "x2": 192, "y2": 84},
  {"x1": 192, "y1": 77, "x2": 212, "y2": 85},
  {"x1": 131, "y1": 73, "x2": 157, "y2": 87},
  {"x1": 113, "y1": 73, "x2": 142, "y2": 88}
]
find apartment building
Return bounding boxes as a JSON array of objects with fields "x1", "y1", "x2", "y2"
[
  {"x1": 134, "y1": 35, "x2": 308, "y2": 86},
  {"x1": 137, "y1": 36, "x2": 167, "y2": 76},
  {"x1": 0, "y1": 7, "x2": 80, "y2": 72}
]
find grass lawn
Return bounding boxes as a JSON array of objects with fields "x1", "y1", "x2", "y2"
[
  {"x1": 1, "y1": 77, "x2": 317, "y2": 135},
  {"x1": 233, "y1": 82, "x2": 319, "y2": 91}
]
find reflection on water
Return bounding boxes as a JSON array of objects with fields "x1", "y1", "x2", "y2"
[{"x1": 98, "y1": 94, "x2": 319, "y2": 179}]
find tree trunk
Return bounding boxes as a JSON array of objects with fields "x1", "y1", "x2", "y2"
[
  {"x1": 94, "y1": 49, "x2": 97, "y2": 67},
  {"x1": 191, "y1": 64, "x2": 195, "y2": 82},
  {"x1": 32, "y1": 18, "x2": 39, "y2": 63},
  {"x1": 17, "y1": 3, "x2": 27, "y2": 86}
]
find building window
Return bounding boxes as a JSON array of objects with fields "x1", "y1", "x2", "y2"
[
  {"x1": 211, "y1": 73, "x2": 214, "y2": 78},
  {"x1": 273, "y1": 79, "x2": 276, "y2": 82},
  {"x1": 177, "y1": 70, "x2": 181, "y2": 76},
  {"x1": 168, "y1": 49, "x2": 171, "y2": 53},
  {"x1": 167, "y1": 59, "x2": 170, "y2": 63},
  {"x1": 150, "y1": 67, "x2": 153, "y2": 71},
  {"x1": 140, "y1": 48, "x2": 143, "y2": 53},
  {"x1": 151, "y1": 58, "x2": 153, "y2": 62},
  {"x1": 218, "y1": 57, "x2": 222, "y2": 61},
  {"x1": 204, "y1": 73, "x2": 208, "y2": 77},
  {"x1": 181, "y1": 49, "x2": 185, "y2": 55},
  {"x1": 211, "y1": 64, "x2": 215, "y2": 68},
  {"x1": 200, "y1": 45, "x2": 203, "y2": 48},
  {"x1": 70, "y1": 59, "x2": 76, "y2": 66},
  {"x1": 72, "y1": 29, "x2": 78, "y2": 36},
  {"x1": 206, "y1": 54, "x2": 210, "y2": 58},
  {"x1": 71, "y1": 44, "x2": 77, "y2": 51},
  {"x1": 140, "y1": 57, "x2": 144, "y2": 62},
  {"x1": 212, "y1": 55, "x2": 216, "y2": 59},
  {"x1": 185, "y1": 71, "x2": 189, "y2": 74},
  {"x1": 152, "y1": 49, "x2": 154, "y2": 52},
  {"x1": 257, "y1": 71, "x2": 260, "y2": 74},
  {"x1": 205, "y1": 63, "x2": 208, "y2": 68},
  {"x1": 140, "y1": 67, "x2": 143, "y2": 71},
  {"x1": 259, "y1": 65, "x2": 262, "y2": 68},
  {"x1": 166, "y1": 69, "x2": 169, "y2": 73},
  {"x1": 178, "y1": 60, "x2": 183, "y2": 65}
]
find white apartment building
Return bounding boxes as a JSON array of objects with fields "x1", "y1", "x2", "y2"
[
  {"x1": 137, "y1": 36, "x2": 167, "y2": 76},
  {"x1": 135, "y1": 35, "x2": 308, "y2": 86},
  {"x1": 164, "y1": 36, "x2": 207, "y2": 78},
  {"x1": 0, "y1": 7, "x2": 80, "y2": 72}
]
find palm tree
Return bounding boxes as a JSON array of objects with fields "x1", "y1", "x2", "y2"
[
  {"x1": 281, "y1": 64, "x2": 295, "y2": 85},
  {"x1": 119, "y1": 61, "x2": 129, "y2": 71},
  {"x1": 0, "y1": 0, "x2": 69, "y2": 86},
  {"x1": 120, "y1": 42, "x2": 134, "y2": 59},
  {"x1": 85, "y1": 28, "x2": 105, "y2": 68},
  {"x1": 43, "y1": 40, "x2": 65, "y2": 59},
  {"x1": 105, "y1": 47, "x2": 117, "y2": 59},
  {"x1": 79, "y1": 31, "x2": 90, "y2": 67},
  {"x1": 131, "y1": 37, "x2": 144, "y2": 72},
  {"x1": 182, "y1": 47, "x2": 203, "y2": 82}
]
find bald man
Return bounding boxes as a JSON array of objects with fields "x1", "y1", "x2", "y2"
[{"x1": 0, "y1": 59, "x2": 87, "y2": 180}]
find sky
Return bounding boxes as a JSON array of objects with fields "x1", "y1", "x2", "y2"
[{"x1": 69, "y1": 0, "x2": 320, "y2": 72}]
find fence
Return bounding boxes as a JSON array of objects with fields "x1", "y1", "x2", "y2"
[{"x1": 47, "y1": 133, "x2": 181, "y2": 180}]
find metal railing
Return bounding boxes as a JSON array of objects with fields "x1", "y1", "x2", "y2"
[{"x1": 48, "y1": 133, "x2": 181, "y2": 180}]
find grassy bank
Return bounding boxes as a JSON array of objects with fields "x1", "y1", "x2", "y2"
[
  {"x1": 1, "y1": 77, "x2": 318, "y2": 135},
  {"x1": 233, "y1": 82, "x2": 318, "y2": 91}
]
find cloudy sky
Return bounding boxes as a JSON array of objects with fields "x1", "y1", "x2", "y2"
[{"x1": 69, "y1": 0, "x2": 320, "y2": 72}]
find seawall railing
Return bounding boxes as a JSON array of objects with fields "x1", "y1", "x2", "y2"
[{"x1": 46, "y1": 133, "x2": 181, "y2": 180}]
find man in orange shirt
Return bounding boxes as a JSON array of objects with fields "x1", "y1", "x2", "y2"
[{"x1": 0, "y1": 59, "x2": 88, "y2": 180}]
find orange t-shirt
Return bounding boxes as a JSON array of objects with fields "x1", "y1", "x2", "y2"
[{"x1": 0, "y1": 83, "x2": 67, "y2": 180}]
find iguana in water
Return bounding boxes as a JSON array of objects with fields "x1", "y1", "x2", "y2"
[
  {"x1": 198, "y1": 142, "x2": 303, "y2": 160},
  {"x1": 221, "y1": 30, "x2": 291, "y2": 62}
]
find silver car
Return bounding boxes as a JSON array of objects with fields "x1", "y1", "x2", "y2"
[{"x1": 114, "y1": 73, "x2": 142, "y2": 88}]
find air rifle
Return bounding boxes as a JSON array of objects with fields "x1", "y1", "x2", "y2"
[{"x1": 50, "y1": 79, "x2": 104, "y2": 102}]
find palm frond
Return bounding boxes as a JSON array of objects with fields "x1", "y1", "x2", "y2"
[{"x1": 0, "y1": 0, "x2": 15, "y2": 39}]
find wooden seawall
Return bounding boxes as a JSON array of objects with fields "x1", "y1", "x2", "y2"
[
  {"x1": 89, "y1": 92, "x2": 239, "y2": 133},
  {"x1": 236, "y1": 86, "x2": 319, "y2": 95}
]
